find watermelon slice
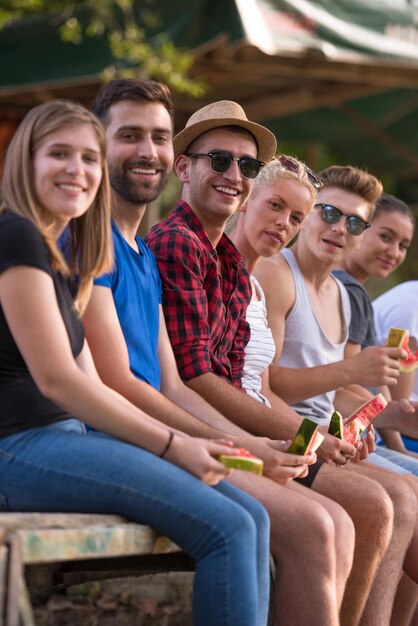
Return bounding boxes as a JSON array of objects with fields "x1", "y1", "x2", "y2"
[
  {"x1": 288, "y1": 417, "x2": 324, "y2": 455},
  {"x1": 329, "y1": 410, "x2": 360, "y2": 444},
  {"x1": 387, "y1": 327, "x2": 418, "y2": 373},
  {"x1": 215, "y1": 448, "x2": 263, "y2": 475},
  {"x1": 344, "y1": 393, "x2": 388, "y2": 432}
]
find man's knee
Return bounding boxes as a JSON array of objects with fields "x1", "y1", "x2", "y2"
[
  {"x1": 270, "y1": 499, "x2": 335, "y2": 557},
  {"x1": 359, "y1": 465, "x2": 417, "y2": 534},
  {"x1": 314, "y1": 465, "x2": 394, "y2": 547},
  {"x1": 332, "y1": 503, "x2": 355, "y2": 548},
  {"x1": 384, "y1": 475, "x2": 417, "y2": 533}
]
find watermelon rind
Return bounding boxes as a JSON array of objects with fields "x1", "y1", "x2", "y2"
[
  {"x1": 329, "y1": 410, "x2": 343, "y2": 439},
  {"x1": 387, "y1": 327, "x2": 418, "y2": 373},
  {"x1": 387, "y1": 327, "x2": 409, "y2": 350},
  {"x1": 400, "y1": 353, "x2": 418, "y2": 373},
  {"x1": 307, "y1": 431, "x2": 325, "y2": 454},
  {"x1": 288, "y1": 417, "x2": 319, "y2": 455},
  {"x1": 215, "y1": 455, "x2": 263, "y2": 475}
]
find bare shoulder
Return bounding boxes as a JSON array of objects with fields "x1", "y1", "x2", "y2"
[
  {"x1": 253, "y1": 254, "x2": 291, "y2": 287},
  {"x1": 253, "y1": 254, "x2": 295, "y2": 314}
]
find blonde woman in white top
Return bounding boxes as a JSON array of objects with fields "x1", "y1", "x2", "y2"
[
  {"x1": 229, "y1": 157, "x2": 359, "y2": 616},
  {"x1": 229, "y1": 156, "x2": 318, "y2": 409}
]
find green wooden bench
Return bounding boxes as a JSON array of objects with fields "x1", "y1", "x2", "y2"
[{"x1": 0, "y1": 512, "x2": 193, "y2": 626}]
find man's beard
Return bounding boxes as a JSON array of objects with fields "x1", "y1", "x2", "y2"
[{"x1": 109, "y1": 161, "x2": 169, "y2": 205}]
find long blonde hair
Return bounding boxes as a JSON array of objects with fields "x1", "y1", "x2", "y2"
[{"x1": 1, "y1": 100, "x2": 113, "y2": 312}]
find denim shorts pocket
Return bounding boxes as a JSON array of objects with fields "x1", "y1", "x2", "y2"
[{"x1": 0, "y1": 492, "x2": 10, "y2": 512}]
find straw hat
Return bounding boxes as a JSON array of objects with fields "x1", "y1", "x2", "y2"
[{"x1": 173, "y1": 100, "x2": 277, "y2": 163}]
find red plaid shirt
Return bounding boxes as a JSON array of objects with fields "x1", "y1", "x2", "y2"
[{"x1": 145, "y1": 202, "x2": 251, "y2": 388}]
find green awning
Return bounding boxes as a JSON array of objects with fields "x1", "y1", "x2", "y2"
[{"x1": 1, "y1": 0, "x2": 418, "y2": 184}]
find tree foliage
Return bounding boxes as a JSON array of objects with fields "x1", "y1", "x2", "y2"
[{"x1": 0, "y1": 0, "x2": 205, "y2": 96}]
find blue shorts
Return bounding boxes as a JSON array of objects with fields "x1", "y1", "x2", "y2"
[
  {"x1": 402, "y1": 435, "x2": 418, "y2": 453},
  {"x1": 371, "y1": 446, "x2": 418, "y2": 476}
]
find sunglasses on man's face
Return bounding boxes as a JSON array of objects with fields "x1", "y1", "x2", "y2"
[
  {"x1": 185, "y1": 151, "x2": 265, "y2": 179},
  {"x1": 274, "y1": 155, "x2": 323, "y2": 190},
  {"x1": 314, "y1": 203, "x2": 370, "y2": 236}
]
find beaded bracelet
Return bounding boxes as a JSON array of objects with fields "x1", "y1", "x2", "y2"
[{"x1": 160, "y1": 431, "x2": 174, "y2": 458}]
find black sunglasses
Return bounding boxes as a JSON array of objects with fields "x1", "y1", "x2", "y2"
[
  {"x1": 314, "y1": 203, "x2": 370, "y2": 236},
  {"x1": 185, "y1": 151, "x2": 265, "y2": 179},
  {"x1": 274, "y1": 155, "x2": 323, "y2": 190}
]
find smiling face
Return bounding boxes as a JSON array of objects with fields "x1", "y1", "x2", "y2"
[
  {"x1": 176, "y1": 127, "x2": 258, "y2": 230},
  {"x1": 346, "y1": 210, "x2": 414, "y2": 280},
  {"x1": 240, "y1": 176, "x2": 313, "y2": 262},
  {"x1": 33, "y1": 124, "x2": 103, "y2": 231},
  {"x1": 300, "y1": 186, "x2": 371, "y2": 266},
  {"x1": 104, "y1": 100, "x2": 174, "y2": 207}
]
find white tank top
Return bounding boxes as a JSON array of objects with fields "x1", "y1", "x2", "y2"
[
  {"x1": 279, "y1": 248, "x2": 351, "y2": 425},
  {"x1": 243, "y1": 277, "x2": 276, "y2": 407}
]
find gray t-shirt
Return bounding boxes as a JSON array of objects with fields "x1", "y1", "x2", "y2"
[{"x1": 333, "y1": 269, "x2": 376, "y2": 349}]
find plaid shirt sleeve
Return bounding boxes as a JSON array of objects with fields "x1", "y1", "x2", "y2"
[
  {"x1": 229, "y1": 314, "x2": 250, "y2": 388},
  {"x1": 148, "y1": 227, "x2": 214, "y2": 381}
]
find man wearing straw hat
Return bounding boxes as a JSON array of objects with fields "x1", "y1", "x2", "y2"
[
  {"x1": 146, "y1": 99, "x2": 407, "y2": 625},
  {"x1": 147, "y1": 100, "x2": 277, "y2": 392}
]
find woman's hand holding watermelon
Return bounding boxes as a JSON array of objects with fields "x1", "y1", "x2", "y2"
[
  {"x1": 163, "y1": 436, "x2": 238, "y2": 485},
  {"x1": 232, "y1": 435, "x2": 312, "y2": 484},
  {"x1": 351, "y1": 427, "x2": 376, "y2": 462}
]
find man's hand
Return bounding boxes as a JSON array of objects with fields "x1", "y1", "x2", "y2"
[
  {"x1": 316, "y1": 431, "x2": 357, "y2": 466},
  {"x1": 347, "y1": 346, "x2": 406, "y2": 387},
  {"x1": 373, "y1": 399, "x2": 417, "y2": 435}
]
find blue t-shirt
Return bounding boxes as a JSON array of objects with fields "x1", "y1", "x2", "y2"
[{"x1": 94, "y1": 221, "x2": 162, "y2": 390}]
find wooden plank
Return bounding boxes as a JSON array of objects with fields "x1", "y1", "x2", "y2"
[
  {"x1": 0, "y1": 544, "x2": 8, "y2": 626},
  {"x1": 24, "y1": 552, "x2": 194, "y2": 591},
  {"x1": 337, "y1": 102, "x2": 418, "y2": 172},
  {"x1": 192, "y1": 51, "x2": 418, "y2": 88},
  {"x1": 0, "y1": 513, "x2": 184, "y2": 625},
  {"x1": 5, "y1": 535, "x2": 22, "y2": 626},
  {"x1": 0, "y1": 513, "x2": 128, "y2": 530},
  {"x1": 55, "y1": 553, "x2": 195, "y2": 587},
  {"x1": 16, "y1": 525, "x2": 179, "y2": 564},
  {"x1": 243, "y1": 85, "x2": 385, "y2": 120},
  {"x1": 17, "y1": 577, "x2": 34, "y2": 626},
  {"x1": 0, "y1": 513, "x2": 180, "y2": 562}
]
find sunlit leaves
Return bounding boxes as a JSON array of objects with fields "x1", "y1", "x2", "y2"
[{"x1": 0, "y1": 0, "x2": 206, "y2": 97}]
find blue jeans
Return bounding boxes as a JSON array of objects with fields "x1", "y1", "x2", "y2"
[{"x1": 0, "y1": 420, "x2": 270, "y2": 626}]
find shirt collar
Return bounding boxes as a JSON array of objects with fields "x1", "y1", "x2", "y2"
[{"x1": 175, "y1": 201, "x2": 242, "y2": 265}]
